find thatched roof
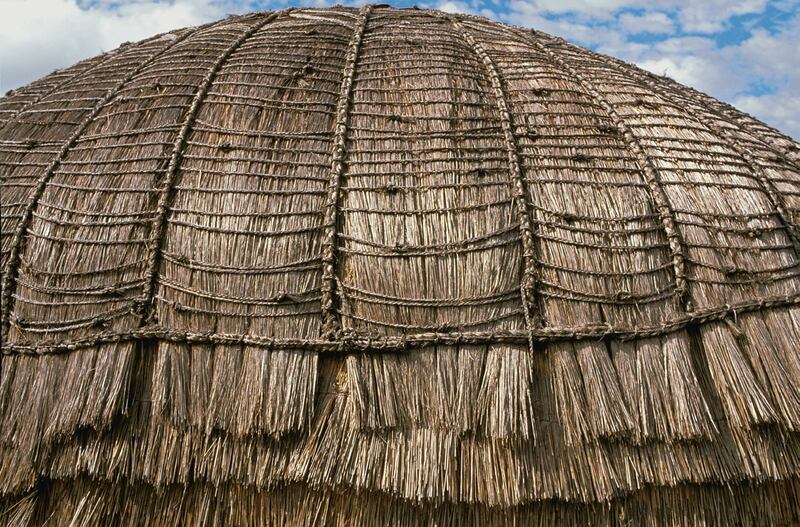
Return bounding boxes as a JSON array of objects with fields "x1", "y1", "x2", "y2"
[{"x1": 1, "y1": 4, "x2": 800, "y2": 525}]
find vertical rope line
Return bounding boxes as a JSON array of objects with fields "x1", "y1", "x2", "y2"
[
  {"x1": 517, "y1": 29, "x2": 693, "y2": 313},
  {"x1": 446, "y1": 15, "x2": 543, "y2": 351},
  {"x1": 320, "y1": 5, "x2": 373, "y2": 340},
  {"x1": 138, "y1": 11, "x2": 285, "y2": 326},
  {"x1": 645, "y1": 71, "x2": 800, "y2": 168},
  {"x1": 0, "y1": 24, "x2": 208, "y2": 343},
  {"x1": 595, "y1": 62, "x2": 800, "y2": 258},
  {"x1": 0, "y1": 23, "x2": 222, "y2": 134},
  {"x1": 0, "y1": 52, "x2": 123, "y2": 133}
]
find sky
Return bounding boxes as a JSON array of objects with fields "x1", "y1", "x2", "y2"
[{"x1": 0, "y1": 0, "x2": 798, "y2": 138}]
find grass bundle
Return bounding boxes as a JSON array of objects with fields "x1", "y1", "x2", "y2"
[{"x1": 1, "y1": 5, "x2": 799, "y2": 526}]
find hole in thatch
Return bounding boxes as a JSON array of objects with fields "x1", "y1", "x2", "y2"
[
  {"x1": 130, "y1": 300, "x2": 146, "y2": 316},
  {"x1": 24, "y1": 139, "x2": 38, "y2": 150},
  {"x1": 559, "y1": 212, "x2": 578, "y2": 224},
  {"x1": 572, "y1": 153, "x2": 592, "y2": 163},
  {"x1": 218, "y1": 141, "x2": 234, "y2": 153},
  {"x1": 306, "y1": 29, "x2": 318, "y2": 35},
  {"x1": 744, "y1": 228, "x2": 764, "y2": 239},
  {"x1": 382, "y1": 183, "x2": 400, "y2": 194},
  {"x1": 104, "y1": 285, "x2": 128, "y2": 298},
  {"x1": 470, "y1": 168, "x2": 488, "y2": 178},
  {"x1": 291, "y1": 64, "x2": 316, "y2": 81},
  {"x1": 388, "y1": 114, "x2": 415, "y2": 124},
  {"x1": 92, "y1": 317, "x2": 110, "y2": 329},
  {"x1": 393, "y1": 243, "x2": 409, "y2": 254},
  {"x1": 525, "y1": 128, "x2": 540, "y2": 140},
  {"x1": 597, "y1": 124, "x2": 619, "y2": 136},
  {"x1": 721, "y1": 265, "x2": 755, "y2": 280},
  {"x1": 532, "y1": 88, "x2": 551, "y2": 97},
  {"x1": 14, "y1": 316, "x2": 27, "y2": 329}
]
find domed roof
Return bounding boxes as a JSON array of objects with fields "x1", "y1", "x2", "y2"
[{"x1": 1, "y1": 5, "x2": 800, "y2": 525}]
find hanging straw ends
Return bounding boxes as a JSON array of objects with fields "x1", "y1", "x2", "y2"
[
  {"x1": 0, "y1": 490, "x2": 36, "y2": 527},
  {"x1": 659, "y1": 332, "x2": 718, "y2": 440},
  {"x1": 0, "y1": 445, "x2": 36, "y2": 497},
  {"x1": 547, "y1": 341, "x2": 592, "y2": 446},
  {"x1": 573, "y1": 340, "x2": 633, "y2": 441},
  {"x1": 344, "y1": 344, "x2": 534, "y2": 440},
  {"x1": 735, "y1": 311, "x2": 800, "y2": 431},
  {"x1": 475, "y1": 344, "x2": 535, "y2": 441},
  {"x1": 697, "y1": 321, "x2": 779, "y2": 430},
  {"x1": 611, "y1": 331, "x2": 716, "y2": 443},
  {"x1": 0, "y1": 342, "x2": 136, "y2": 450},
  {"x1": 152, "y1": 342, "x2": 319, "y2": 438}
]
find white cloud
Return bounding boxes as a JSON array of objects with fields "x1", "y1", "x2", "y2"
[
  {"x1": 0, "y1": 0, "x2": 232, "y2": 92},
  {"x1": 618, "y1": 11, "x2": 675, "y2": 34},
  {"x1": 676, "y1": 0, "x2": 768, "y2": 33},
  {"x1": 0, "y1": 0, "x2": 797, "y2": 139}
]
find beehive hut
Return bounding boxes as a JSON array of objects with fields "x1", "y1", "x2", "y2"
[{"x1": 1, "y1": 4, "x2": 800, "y2": 525}]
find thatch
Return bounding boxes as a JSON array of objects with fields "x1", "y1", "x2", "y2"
[{"x1": 1, "y1": 4, "x2": 799, "y2": 525}]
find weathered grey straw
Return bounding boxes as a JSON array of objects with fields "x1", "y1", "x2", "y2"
[{"x1": 1, "y1": 5, "x2": 800, "y2": 525}]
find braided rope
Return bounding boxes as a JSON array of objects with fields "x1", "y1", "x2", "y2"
[
  {"x1": 599, "y1": 62, "x2": 800, "y2": 258},
  {"x1": 320, "y1": 5, "x2": 373, "y2": 340},
  {"x1": 518, "y1": 30, "x2": 694, "y2": 313},
  {"x1": 0, "y1": 53, "x2": 123, "y2": 133},
  {"x1": 138, "y1": 12, "x2": 285, "y2": 326},
  {"x1": 0, "y1": 24, "x2": 207, "y2": 343},
  {"x1": 447, "y1": 15, "x2": 543, "y2": 352},
  {"x1": 4, "y1": 292, "x2": 798, "y2": 356}
]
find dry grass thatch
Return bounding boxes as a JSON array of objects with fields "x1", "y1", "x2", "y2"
[{"x1": 1, "y1": 4, "x2": 800, "y2": 526}]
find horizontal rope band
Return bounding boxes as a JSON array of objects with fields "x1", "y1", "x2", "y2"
[{"x1": 4, "y1": 292, "x2": 798, "y2": 356}]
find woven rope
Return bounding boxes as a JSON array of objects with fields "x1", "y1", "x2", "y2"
[
  {"x1": 517, "y1": 29, "x2": 693, "y2": 313},
  {"x1": 138, "y1": 11, "x2": 286, "y2": 326},
  {"x1": 320, "y1": 5, "x2": 373, "y2": 340},
  {"x1": 4, "y1": 291, "x2": 798, "y2": 356},
  {"x1": 447, "y1": 15, "x2": 542, "y2": 353},
  {"x1": 0, "y1": 24, "x2": 207, "y2": 342}
]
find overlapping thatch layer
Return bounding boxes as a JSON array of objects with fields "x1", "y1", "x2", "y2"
[{"x1": 1, "y1": 5, "x2": 799, "y2": 526}]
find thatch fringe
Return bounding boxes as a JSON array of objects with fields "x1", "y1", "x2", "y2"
[
  {"x1": 4, "y1": 477, "x2": 800, "y2": 527},
  {"x1": 0, "y1": 447, "x2": 35, "y2": 499},
  {"x1": 611, "y1": 331, "x2": 717, "y2": 442},
  {"x1": 736, "y1": 311, "x2": 800, "y2": 430},
  {"x1": 0, "y1": 342, "x2": 135, "y2": 448},
  {"x1": 346, "y1": 344, "x2": 535, "y2": 440},
  {"x1": 698, "y1": 321, "x2": 781, "y2": 429},
  {"x1": 3, "y1": 353, "x2": 797, "y2": 505},
  {"x1": 152, "y1": 342, "x2": 318, "y2": 437}
]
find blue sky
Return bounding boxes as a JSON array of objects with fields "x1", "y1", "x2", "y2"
[{"x1": 1, "y1": 0, "x2": 798, "y2": 138}]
